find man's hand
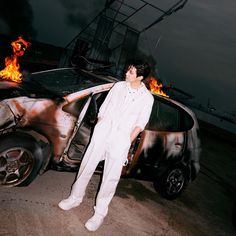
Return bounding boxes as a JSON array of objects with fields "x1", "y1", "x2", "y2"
[
  {"x1": 130, "y1": 126, "x2": 142, "y2": 143},
  {"x1": 97, "y1": 117, "x2": 102, "y2": 124}
]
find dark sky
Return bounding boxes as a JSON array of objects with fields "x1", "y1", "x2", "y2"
[
  {"x1": 142, "y1": 0, "x2": 236, "y2": 115},
  {"x1": 0, "y1": 0, "x2": 235, "y2": 114}
]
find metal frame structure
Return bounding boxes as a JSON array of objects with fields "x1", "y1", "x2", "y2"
[{"x1": 60, "y1": 0, "x2": 188, "y2": 77}]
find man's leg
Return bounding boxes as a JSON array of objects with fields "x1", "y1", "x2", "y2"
[
  {"x1": 95, "y1": 154, "x2": 124, "y2": 216},
  {"x1": 70, "y1": 140, "x2": 107, "y2": 199},
  {"x1": 85, "y1": 152, "x2": 125, "y2": 231},
  {"x1": 58, "y1": 139, "x2": 107, "y2": 210}
]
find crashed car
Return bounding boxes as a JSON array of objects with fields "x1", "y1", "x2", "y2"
[{"x1": 0, "y1": 68, "x2": 201, "y2": 199}]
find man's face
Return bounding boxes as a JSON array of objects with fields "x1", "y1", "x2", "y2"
[{"x1": 125, "y1": 65, "x2": 140, "y2": 82}]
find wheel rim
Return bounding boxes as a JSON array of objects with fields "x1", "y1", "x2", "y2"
[
  {"x1": 165, "y1": 168, "x2": 185, "y2": 196},
  {"x1": 0, "y1": 147, "x2": 34, "y2": 186}
]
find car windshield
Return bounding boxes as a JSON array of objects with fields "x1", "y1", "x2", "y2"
[{"x1": 27, "y1": 68, "x2": 109, "y2": 96}]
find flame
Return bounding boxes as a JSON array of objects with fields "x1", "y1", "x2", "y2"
[
  {"x1": 148, "y1": 77, "x2": 169, "y2": 97},
  {"x1": 0, "y1": 36, "x2": 31, "y2": 83}
]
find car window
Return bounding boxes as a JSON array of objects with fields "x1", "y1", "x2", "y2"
[
  {"x1": 180, "y1": 110, "x2": 194, "y2": 131},
  {"x1": 90, "y1": 91, "x2": 109, "y2": 116},
  {"x1": 33, "y1": 69, "x2": 78, "y2": 87},
  {"x1": 147, "y1": 98, "x2": 194, "y2": 132},
  {"x1": 29, "y1": 69, "x2": 108, "y2": 96},
  {"x1": 93, "y1": 91, "x2": 108, "y2": 110},
  {"x1": 83, "y1": 91, "x2": 108, "y2": 125}
]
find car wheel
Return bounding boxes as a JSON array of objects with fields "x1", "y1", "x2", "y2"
[
  {"x1": 0, "y1": 133, "x2": 43, "y2": 187},
  {"x1": 154, "y1": 165, "x2": 187, "y2": 200}
]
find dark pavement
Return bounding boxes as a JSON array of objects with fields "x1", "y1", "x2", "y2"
[{"x1": 0, "y1": 122, "x2": 236, "y2": 236}]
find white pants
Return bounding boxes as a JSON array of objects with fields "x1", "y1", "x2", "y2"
[{"x1": 70, "y1": 121, "x2": 130, "y2": 217}]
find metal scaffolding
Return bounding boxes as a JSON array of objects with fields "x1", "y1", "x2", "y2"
[{"x1": 60, "y1": 0, "x2": 188, "y2": 77}]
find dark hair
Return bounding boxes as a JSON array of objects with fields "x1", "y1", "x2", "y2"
[{"x1": 131, "y1": 60, "x2": 151, "y2": 79}]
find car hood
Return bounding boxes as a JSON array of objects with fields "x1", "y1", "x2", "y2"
[{"x1": 0, "y1": 78, "x2": 64, "y2": 101}]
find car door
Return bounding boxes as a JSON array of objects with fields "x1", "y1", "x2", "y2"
[
  {"x1": 124, "y1": 96, "x2": 191, "y2": 178},
  {"x1": 66, "y1": 91, "x2": 109, "y2": 162}
]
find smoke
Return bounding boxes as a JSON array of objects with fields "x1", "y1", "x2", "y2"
[
  {"x1": 59, "y1": 0, "x2": 106, "y2": 29},
  {"x1": 0, "y1": 0, "x2": 37, "y2": 40}
]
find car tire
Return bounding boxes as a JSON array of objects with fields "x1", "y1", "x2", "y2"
[
  {"x1": 153, "y1": 165, "x2": 187, "y2": 200},
  {"x1": 0, "y1": 133, "x2": 43, "y2": 187}
]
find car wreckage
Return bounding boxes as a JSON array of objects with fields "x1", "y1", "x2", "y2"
[{"x1": 0, "y1": 68, "x2": 201, "y2": 199}]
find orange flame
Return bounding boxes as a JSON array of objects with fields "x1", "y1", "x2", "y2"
[
  {"x1": 148, "y1": 77, "x2": 169, "y2": 97},
  {"x1": 0, "y1": 36, "x2": 31, "y2": 83}
]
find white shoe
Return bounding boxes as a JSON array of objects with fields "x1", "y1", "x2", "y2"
[
  {"x1": 85, "y1": 213, "x2": 104, "y2": 231},
  {"x1": 58, "y1": 195, "x2": 81, "y2": 211}
]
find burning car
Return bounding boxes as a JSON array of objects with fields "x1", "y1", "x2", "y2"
[{"x1": 0, "y1": 68, "x2": 201, "y2": 199}]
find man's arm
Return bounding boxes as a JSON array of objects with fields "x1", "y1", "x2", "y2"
[
  {"x1": 130, "y1": 95, "x2": 154, "y2": 142},
  {"x1": 97, "y1": 82, "x2": 119, "y2": 123}
]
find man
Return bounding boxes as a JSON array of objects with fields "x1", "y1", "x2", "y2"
[{"x1": 58, "y1": 61, "x2": 154, "y2": 231}]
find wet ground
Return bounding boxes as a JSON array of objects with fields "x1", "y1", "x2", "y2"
[{"x1": 0, "y1": 122, "x2": 236, "y2": 236}]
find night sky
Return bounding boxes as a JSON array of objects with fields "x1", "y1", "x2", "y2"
[{"x1": 0, "y1": 0, "x2": 235, "y2": 115}]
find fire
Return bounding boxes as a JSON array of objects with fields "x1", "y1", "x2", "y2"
[
  {"x1": 148, "y1": 77, "x2": 169, "y2": 97},
  {"x1": 0, "y1": 36, "x2": 31, "y2": 83}
]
